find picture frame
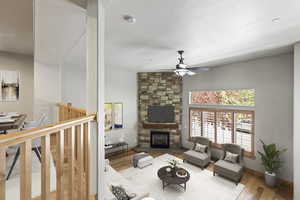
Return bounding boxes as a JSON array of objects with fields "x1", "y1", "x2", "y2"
[
  {"x1": 113, "y1": 103, "x2": 123, "y2": 129},
  {"x1": 104, "y1": 103, "x2": 113, "y2": 131},
  {"x1": 0, "y1": 71, "x2": 20, "y2": 101}
]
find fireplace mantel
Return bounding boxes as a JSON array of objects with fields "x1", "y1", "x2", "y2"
[{"x1": 142, "y1": 121, "x2": 178, "y2": 129}]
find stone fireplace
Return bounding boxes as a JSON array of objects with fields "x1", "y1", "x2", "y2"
[{"x1": 137, "y1": 72, "x2": 182, "y2": 148}]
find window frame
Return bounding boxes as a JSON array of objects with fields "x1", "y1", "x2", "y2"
[{"x1": 189, "y1": 107, "x2": 255, "y2": 158}]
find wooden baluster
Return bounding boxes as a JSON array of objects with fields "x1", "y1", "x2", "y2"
[
  {"x1": 41, "y1": 135, "x2": 50, "y2": 200},
  {"x1": 77, "y1": 124, "x2": 84, "y2": 200},
  {"x1": 20, "y1": 141, "x2": 32, "y2": 200},
  {"x1": 0, "y1": 147, "x2": 6, "y2": 200},
  {"x1": 68, "y1": 127, "x2": 75, "y2": 200},
  {"x1": 84, "y1": 122, "x2": 91, "y2": 200},
  {"x1": 56, "y1": 130, "x2": 65, "y2": 200}
]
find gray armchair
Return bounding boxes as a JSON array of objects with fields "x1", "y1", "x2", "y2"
[
  {"x1": 213, "y1": 143, "x2": 244, "y2": 185},
  {"x1": 183, "y1": 137, "x2": 211, "y2": 169}
]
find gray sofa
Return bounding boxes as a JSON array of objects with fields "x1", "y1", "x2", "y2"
[
  {"x1": 213, "y1": 143, "x2": 244, "y2": 185},
  {"x1": 183, "y1": 137, "x2": 211, "y2": 169}
]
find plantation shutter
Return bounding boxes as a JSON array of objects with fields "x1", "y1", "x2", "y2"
[
  {"x1": 190, "y1": 109, "x2": 202, "y2": 137},
  {"x1": 202, "y1": 111, "x2": 215, "y2": 142},
  {"x1": 234, "y1": 112, "x2": 254, "y2": 153},
  {"x1": 216, "y1": 111, "x2": 233, "y2": 144},
  {"x1": 189, "y1": 108, "x2": 255, "y2": 155}
]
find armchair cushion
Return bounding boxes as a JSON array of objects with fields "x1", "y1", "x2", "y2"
[
  {"x1": 222, "y1": 144, "x2": 243, "y2": 163},
  {"x1": 185, "y1": 150, "x2": 209, "y2": 161},
  {"x1": 224, "y1": 151, "x2": 238, "y2": 163},
  {"x1": 183, "y1": 150, "x2": 210, "y2": 168},
  {"x1": 215, "y1": 160, "x2": 243, "y2": 174},
  {"x1": 214, "y1": 160, "x2": 243, "y2": 183},
  {"x1": 195, "y1": 143, "x2": 207, "y2": 153}
]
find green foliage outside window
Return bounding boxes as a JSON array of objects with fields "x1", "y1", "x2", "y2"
[{"x1": 191, "y1": 89, "x2": 255, "y2": 106}]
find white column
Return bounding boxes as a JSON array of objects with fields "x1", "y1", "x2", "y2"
[
  {"x1": 86, "y1": 0, "x2": 105, "y2": 198},
  {"x1": 97, "y1": 1, "x2": 105, "y2": 199},
  {"x1": 294, "y1": 42, "x2": 300, "y2": 199}
]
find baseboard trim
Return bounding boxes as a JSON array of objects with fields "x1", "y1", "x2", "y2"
[{"x1": 245, "y1": 167, "x2": 293, "y2": 188}]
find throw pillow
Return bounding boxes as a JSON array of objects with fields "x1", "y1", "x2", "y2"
[
  {"x1": 224, "y1": 151, "x2": 239, "y2": 163},
  {"x1": 195, "y1": 143, "x2": 207, "y2": 153},
  {"x1": 110, "y1": 185, "x2": 130, "y2": 200}
]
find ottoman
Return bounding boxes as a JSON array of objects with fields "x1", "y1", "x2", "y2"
[{"x1": 133, "y1": 152, "x2": 154, "y2": 169}]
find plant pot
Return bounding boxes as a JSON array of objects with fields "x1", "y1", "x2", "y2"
[{"x1": 265, "y1": 171, "x2": 277, "y2": 187}]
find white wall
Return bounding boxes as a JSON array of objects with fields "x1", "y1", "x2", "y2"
[
  {"x1": 182, "y1": 53, "x2": 294, "y2": 181},
  {"x1": 34, "y1": 0, "x2": 87, "y2": 123},
  {"x1": 61, "y1": 34, "x2": 87, "y2": 109},
  {"x1": 105, "y1": 67, "x2": 138, "y2": 148},
  {"x1": 34, "y1": 62, "x2": 60, "y2": 122},
  {"x1": 0, "y1": 52, "x2": 34, "y2": 119},
  {"x1": 294, "y1": 43, "x2": 300, "y2": 199}
]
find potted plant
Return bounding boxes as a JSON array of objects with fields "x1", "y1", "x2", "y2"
[
  {"x1": 257, "y1": 140, "x2": 286, "y2": 187},
  {"x1": 167, "y1": 159, "x2": 181, "y2": 176}
]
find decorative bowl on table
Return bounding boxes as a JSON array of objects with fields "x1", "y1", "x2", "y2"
[
  {"x1": 176, "y1": 169, "x2": 188, "y2": 178},
  {"x1": 165, "y1": 167, "x2": 171, "y2": 173}
]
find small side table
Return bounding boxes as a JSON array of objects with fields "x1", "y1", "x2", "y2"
[{"x1": 105, "y1": 142, "x2": 129, "y2": 158}]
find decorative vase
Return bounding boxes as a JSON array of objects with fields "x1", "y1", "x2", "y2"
[
  {"x1": 265, "y1": 171, "x2": 277, "y2": 187},
  {"x1": 171, "y1": 167, "x2": 178, "y2": 177}
]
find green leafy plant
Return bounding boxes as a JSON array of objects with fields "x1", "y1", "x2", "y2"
[
  {"x1": 167, "y1": 159, "x2": 181, "y2": 169},
  {"x1": 257, "y1": 140, "x2": 286, "y2": 174}
]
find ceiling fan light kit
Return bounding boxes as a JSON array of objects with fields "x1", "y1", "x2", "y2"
[
  {"x1": 159, "y1": 50, "x2": 211, "y2": 77},
  {"x1": 174, "y1": 50, "x2": 211, "y2": 77},
  {"x1": 175, "y1": 68, "x2": 189, "y2": 76}
]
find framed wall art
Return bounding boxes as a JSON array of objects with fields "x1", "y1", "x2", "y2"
[
  {"x1": 104, "y1": 103, "x2": 113, "y2": 131},
  {"x1": 1, "y1": 71, "x2": 20, "y2": 101},
  {"x1": 113, "y1": 103, "x2": 123, "y2": 129}
]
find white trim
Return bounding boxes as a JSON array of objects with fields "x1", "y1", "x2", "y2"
[
  {"x1": 97, "y1": 0, "x2": 105, "y2": 199},
  {"x1": 188, "y1": 104, "x2": 255, "y2": 111}
]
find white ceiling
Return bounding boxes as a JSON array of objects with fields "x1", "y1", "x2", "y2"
[
  {"x1": 35, "y1": 0, "x2": 86, "y2": 65},
  {"x1": 105, "y1": 0, "x2": 300, "y2": 71},
  {"x1": 0, "y1": 0, "x2": 33, "y2": 55}
]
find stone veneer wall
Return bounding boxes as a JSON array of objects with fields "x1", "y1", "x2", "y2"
[{"x1": 137, "y1": 72, "x2": 182, "y2": 148}]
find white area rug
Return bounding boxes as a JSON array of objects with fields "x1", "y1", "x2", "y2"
[{"x1": 120, "y1": 154, "x2": 244, "y2": 200}]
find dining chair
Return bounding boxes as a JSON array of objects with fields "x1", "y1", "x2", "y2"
[{"x1": 6, "y1": 113, "x2": 48, "y2": 180}]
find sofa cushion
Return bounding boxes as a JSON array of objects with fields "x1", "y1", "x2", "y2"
[
  {"x1": 104, "y1": 166, "x2": 149, "y2": 200},
  {"x1": 214, "y1": 160, "x2": 243, "y2": 174},
  {"x1": 111, "y1": 185, "x2": 130, "y2": 200}
]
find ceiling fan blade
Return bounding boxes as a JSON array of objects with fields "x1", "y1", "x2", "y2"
[
  {"x1": 187, "y1": 71, "x2": 196, "y2": 76},
  {"x1": 187, "y1": 66, "x2": 211, "y2": 71},
  {"x1": 157, "y1": 69, "x2": 175, "y2": 72}
]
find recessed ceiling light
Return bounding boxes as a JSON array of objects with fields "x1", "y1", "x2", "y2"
[
  {"x1": 123, "y1": 15, "x2": 136, "y2": 24},
  {"x1": 272, "y1": 17, "x2": 280, "y2": 22}
]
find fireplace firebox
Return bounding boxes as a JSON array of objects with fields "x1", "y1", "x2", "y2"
[{"x1": 151, "y1": 131, "x2": 170, "y2": 148}]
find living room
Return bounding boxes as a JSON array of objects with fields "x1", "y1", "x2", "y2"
[{"x1": 103, "y1": 1, "x2": 298, "y2": 200}]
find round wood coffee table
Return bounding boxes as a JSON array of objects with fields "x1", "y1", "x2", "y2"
[{"x1": 157, "y1": 166, "x2": 190, "y2": 191}]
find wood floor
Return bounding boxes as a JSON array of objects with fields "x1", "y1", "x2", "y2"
[{"x1": 108, "y1": 150, "x2": 293, "y2": 200}]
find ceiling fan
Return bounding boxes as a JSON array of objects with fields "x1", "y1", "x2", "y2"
[{"x1": 161, "y1": 50, "x2": 210, "y2": 77}]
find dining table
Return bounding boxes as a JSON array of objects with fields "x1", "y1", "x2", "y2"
[{"x1": 0, "y1": 114, "x2": 27, "y2": 134}]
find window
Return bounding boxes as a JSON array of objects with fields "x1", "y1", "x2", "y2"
[
  {"x1": 189, "y1": 108, "x2": 254, "y2": 156},
  {"x1": 190, "y1": 89, "x2": 255, "y2": 106}
]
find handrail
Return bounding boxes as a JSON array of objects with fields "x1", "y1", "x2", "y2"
[
  {"x1": 1, "y1": 113, "x2": 95, "y2": 200},
  {"x1": 56, "y1": 103, "x2": 86, "y2": 115},
  {"x1": 0, "y1": 114, "x2": 96, "y2": 148},
  {"x1": 57, "y1": 103, "x2": 87, "y2": 123}
]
